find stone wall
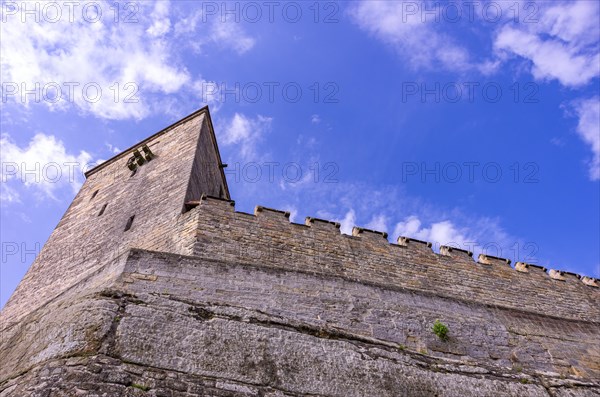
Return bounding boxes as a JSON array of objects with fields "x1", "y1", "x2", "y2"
[
  {"x1": 191, "y1": 196, "x2": 600, "y2": 323},
  {"x1": 1, "y1": 246, "x2": 598, "y2": 396}
]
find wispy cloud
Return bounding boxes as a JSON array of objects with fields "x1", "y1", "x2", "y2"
[
  {"x1": 494, "y1": 1, "x2": 599, "y2": 87},
  {"x1": 347, "y1": 1, "x2": 497, "y2": 74},
  {"x1": 349, "y1": 0, "x2": 599, "y2": 180},
  {"x1": 570, "y1": 97, "x2": 600, "y2": 180},
  {"x1": 209, "y1": 18, "x2": 256, "y2": 54},
  {"x1": 220, "y1": 113, "x2": 273, "y2": 161},
  {"x1": 146, "y1": 0, "x2": 172, "y2": 37},
  {"x1": 1, "y1": 132, "x2": 93, "y2": 202},
  {"x1": 366, "y1": 214, "x2": 388, "y2": 233},
  {"x1": 335, "y1": 209, "x2": 356, "y2": 235},
  {"x1": 172, "y1": 6, "x2": 255, "y2": 55},
  {"x1": 0, "y1": 184, "x2": 21, "y2": 205},
  {"x1": 105, "y1": 143, "x2": 121, "y2": 155}
]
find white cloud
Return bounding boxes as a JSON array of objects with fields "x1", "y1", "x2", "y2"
[
  {"x1": 105, "y1": 143, "x2": 121, "y2": 154},
  {"x1": 173, "y1": 8, "x2": 255, "y2": 55},
  {"x1": 336, "y1": 209, "x2": 356, "y2": 235},
  {"x1": 303, "y1": 184, "x2": 516, "y2": 258},
  {"x1": 311, "y1": 114, "x2": 321, "y2": 124},
  {"x1": 425, "y1": 221, "x2": 470, "y2": 248},
  {"x1": 281, "y1": 205, "x2": 298, "y2": 223},
  {"x1": 393, "y1": 215, "x2": 423, "y2": 238},
  {"x1": 536, "y1": 1, "x2": 600, "y2": 47},
  {"x1": 348, "y1": 0, "x2": 598, "y2": 180},
  {"x1": 146, "y1": 0, "x2": 172, "y2": 37},
  {"x1": 221, "y1": 113, "x2": 273, "y2": 161},
  {"x1": 494, "y1": 1, "x2": 599, "y2": 87},
  {"x1": 394, "y1": 216, "x2": 474, "y2": 251},
  {"x1": 0, "y1": 0, "x2": 256, "y2": 120},
  {"x1": 0, "y1": 184, "x2": 21, "y2": 205},
  {"x1": 494, "y1": 27, "x2": 599, "y2": 87},
  {"x1": 491, "y1": 1, "x2": 599, "y2": 179},
  {"x1": 209, "y1": 19, "x2": 256, "y2": 54},
  {"x1": 348, "y1": 1, "x2": 496, "y2": 73},
  {"x1": 349, "y1": 1, "x2": 599, "y2": 82},
  {"x1": 392, "y1": 214, "x2": 518, "y2": 259},
  {"x1": 365, "y1": 214, "x2": 388, "y2": 233},
  {"x1": 0, "y1": 133, "x2": 92, "y2": 201},
  {"x1": 0, "y1": 1, "x2": 186, "y2": 120},
  {"x1": 571, "y1": 97, "x2": 600, "y2": 180}
]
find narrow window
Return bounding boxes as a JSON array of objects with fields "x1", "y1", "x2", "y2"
[
  {"x1": 219, "y1": 185, "x2": 223, "y2": 198},
  {"x1": 98, "y1": 203, "x2": 108, "y2": 216},
  {"x1": 91, "y1": 190, "x2": 99, "y2": 200},
  {"x1": 124, "y1": 215, "x2": 135, "y2": 231},
  {"x1": 130, "y1": 168, "x2": 137, "y2": 177}
]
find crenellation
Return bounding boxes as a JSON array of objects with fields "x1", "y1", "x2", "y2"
[
  {"x1": 528, "y1": 262, "x2": 599, "y2": 289},
  {"x1": 549, "y1": 269, "x2": 567, "y2": 281},
  {"x1": 254, "y1": 205, "x2": 288, "y2": 216},
  {"x1": 398, "y1": 236, "x2": 433, "y2": 248},
  {"x1": 515, "y1": 262, "x2": 531, "y2": 273},
  {"x1": 351, "y1": 226, "x2": 389, "y2": 240},
  {"x1": 579, "y1": 275, "x2": 599, "y2": 288},
  {"x1": 478, "y1": 254, "x2": 511, "y2": 266},
  {"x1": 199, "y1": 194, "x2": 236, "y2": 210},
  {"x1": 305, "y1": 217, "x2": 341, "y2": 231},
  {"x1": 440, "y1": 245, "x2": 474, "y2": 260}
]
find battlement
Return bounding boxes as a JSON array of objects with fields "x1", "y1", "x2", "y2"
[{"x1": 191, "y1": 196, "x2": 600, "y2": 323}]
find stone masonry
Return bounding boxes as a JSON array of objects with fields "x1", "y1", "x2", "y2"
[{"x1": 1, "y1": 107, "x2": 599, "y2": 396}]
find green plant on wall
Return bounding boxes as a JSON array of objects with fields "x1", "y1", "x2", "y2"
[
  {"x1": 131, "y1": 383, "x2": 151, "y2": 392},
  {"x1": 432, "y1": 319, "x2": 449, "y2": 341}
]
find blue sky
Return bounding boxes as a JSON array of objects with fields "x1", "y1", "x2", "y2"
[{"x1": 1, "y1": 0, "x2": 599, "y2": 308}]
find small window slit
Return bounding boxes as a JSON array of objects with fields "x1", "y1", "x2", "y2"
[
  {"x1": 124, "y1": 215, "x2": 135, "y2": 231},
  {"x1": 98, "y1": 203, "x2": 108, "y2": 216}
]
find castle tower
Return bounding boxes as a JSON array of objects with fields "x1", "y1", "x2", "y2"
[
  {"x1": 1, "y1": 108, "x2": 599, "y2": 396},
  {"x1": 1, "y1": 107, "x2": 229, "y2": 324}
]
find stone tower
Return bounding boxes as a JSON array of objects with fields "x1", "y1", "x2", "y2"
[
  {"x1": 1, "y1": 108, "x2": 599, "y2": 396},
  {"x1": 1, "y1": 107, "x2": 229, "y2": 325}
]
